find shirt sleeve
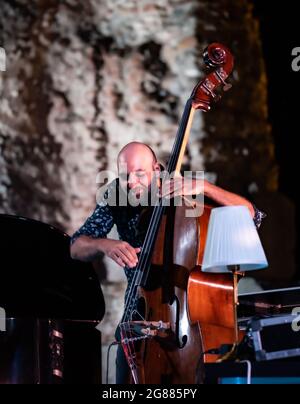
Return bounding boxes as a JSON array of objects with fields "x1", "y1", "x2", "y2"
[
  {"x1": 70, "y1": 202, "x2": 114, "y2": 244},
  {"x1": 252, "y1": 204, "x2": 267, "y2": 229},
  {"x1": 70, "y1": 182, "x2": 116, "y2": 244}
]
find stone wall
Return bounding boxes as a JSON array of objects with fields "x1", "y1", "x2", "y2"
[
  {"x1": 1, "y1": 0, "x2": 276, "y2": 229},
  {"x1": 0, "y1": 0, "x2": 204, "y2": 232}
]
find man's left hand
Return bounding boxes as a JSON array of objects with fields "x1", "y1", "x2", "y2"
[{"x1": 161, "y1": 176, "x2": 204, "y2": 199}]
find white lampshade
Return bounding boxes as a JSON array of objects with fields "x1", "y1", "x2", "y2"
[{"x1": 202, "y1": 206, "x2": 268, "y2": 273}]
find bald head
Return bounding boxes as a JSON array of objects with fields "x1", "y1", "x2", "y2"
[
  {"x1": 117, "y1": 142, "x2": 157, "y2": 167},
  {"x1": 117, "y1": 142, "x2": 159, "y2": 199}
]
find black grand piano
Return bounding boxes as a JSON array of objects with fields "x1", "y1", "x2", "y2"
[{"x1": 0, "y1": 214, "x2": 105, "y2": 384}]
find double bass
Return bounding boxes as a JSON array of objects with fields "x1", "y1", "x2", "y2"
[{"x1": 118, "y1": 43, "x2": 236, "y2": 383}]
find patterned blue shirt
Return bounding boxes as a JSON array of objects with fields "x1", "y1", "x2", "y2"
[{"x1": 71, "y1": 180, "x2": 143, "y2": 298}]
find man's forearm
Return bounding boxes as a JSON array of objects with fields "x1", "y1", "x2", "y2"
[
  {"x1": 203, "y1": 180, "x2": 255, "y2": 217},
  {"x1": 70, "y1": 235, "x2": 105, "y2": 262}
]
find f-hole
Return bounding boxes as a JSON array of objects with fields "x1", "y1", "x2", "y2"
[{"x1": 174, "y1": 295, "x2": 187, "y2": 348}]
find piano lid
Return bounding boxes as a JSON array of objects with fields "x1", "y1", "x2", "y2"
[{"x1": 0, "y1": 214, "x2": 105, "y2": 320}]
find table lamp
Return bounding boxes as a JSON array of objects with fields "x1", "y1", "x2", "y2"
[{"x1": 202, "y1": 205, "x2": 268, "y2": 346}]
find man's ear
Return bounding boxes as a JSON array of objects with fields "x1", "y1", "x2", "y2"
[
  {"x1": 155, "y1": 162, "x2": 161, "y2": 170},
  {"x1": 154, "y1": 162, "x2": 162, "y2": 176}
]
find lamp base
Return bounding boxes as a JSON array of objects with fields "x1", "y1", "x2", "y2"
[{"x1": 227, "y1": 265, "x2": 244, "y2": 346}]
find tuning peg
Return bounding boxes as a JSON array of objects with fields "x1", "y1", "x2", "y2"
[
  {"x1": 215, "y1": 70, "x2": 232, "y2": 92},
  {"x1": 223, "y1": 82, "x2": 232, "y2": 92},
  {"x1": 202, "y1": 81, "x2": 221, "y2": 101}
]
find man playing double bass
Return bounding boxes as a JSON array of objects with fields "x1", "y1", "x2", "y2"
[{"x1": 70, "y1": 141, "x2": 265, "y2": 383}]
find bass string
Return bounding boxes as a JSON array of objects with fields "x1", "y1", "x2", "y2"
[
  {"x1": 121, "y1": 114, "x2": 190, "y2": 322},
  {"x1": 121, "y1": 99, "x2": 193, "y2": 323},
  {"x1": 135, "y1": 99, "x2": 193, "y2": 288},
  {"x1": 121, "y1": 202, "x2": 163, "y2": 322}
]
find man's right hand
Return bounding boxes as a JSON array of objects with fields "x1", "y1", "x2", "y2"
[{"x1": 99, "y1": 239, "x2": 141, "y2": 268}]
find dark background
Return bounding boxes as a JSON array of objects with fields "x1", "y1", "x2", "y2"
[{"x1": 253, "y1": 0, "x2": 300, "y2": 284}]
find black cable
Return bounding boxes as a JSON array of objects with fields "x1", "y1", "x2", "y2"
[
  {"x1": 204, "y1": 344, "x2": 234, "y2": 356},
  {"x1": 196, "y1": 344, "x2": 235, "y2": 384}
]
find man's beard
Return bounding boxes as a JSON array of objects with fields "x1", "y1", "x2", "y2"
[{"x1": 120, "y1": 178, "x2": 160, "y2": 208}]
